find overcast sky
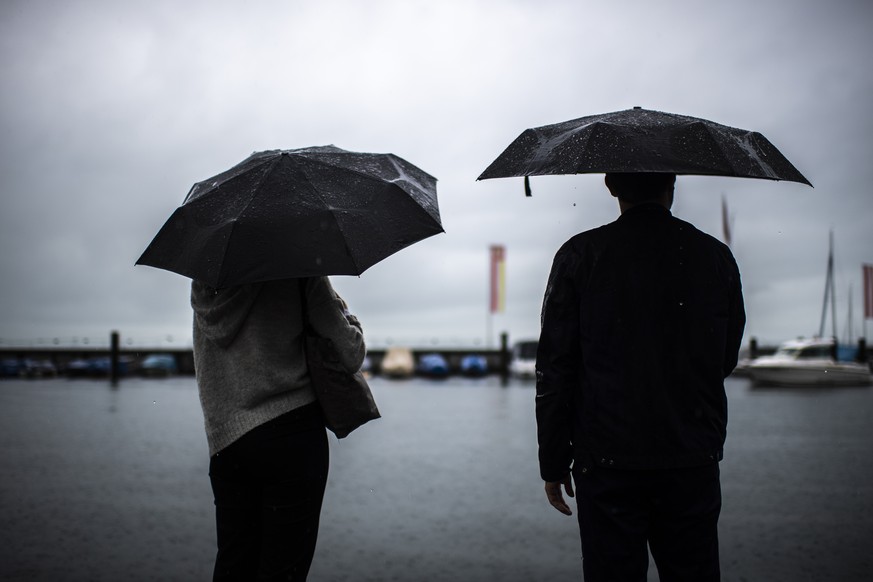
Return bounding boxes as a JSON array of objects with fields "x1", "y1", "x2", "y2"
[{"x1": 1, "y1": 0, "x2": 872, "y2": 350}]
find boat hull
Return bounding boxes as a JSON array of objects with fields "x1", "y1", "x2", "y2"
[{"x1": 749, "y1": 362, "x2": 872, "y2": 387}]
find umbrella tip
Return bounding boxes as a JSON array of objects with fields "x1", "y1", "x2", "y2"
[
  {"x1": 524, "y1": 175, "x2": 532, "y2": 197},
  {"x1": 633, "y1": 105, "x2": 642, "y2": 110}
]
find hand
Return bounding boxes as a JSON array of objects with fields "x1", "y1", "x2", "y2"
[{"x1": 544, "y1": 475, "x2": 575, "y2": 516}]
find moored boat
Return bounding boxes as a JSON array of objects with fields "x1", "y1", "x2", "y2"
[
  {"x1": 417, "y1": 353, "x2": 450, "y2": 378},
  {"x1": 748, "y1": 337, "x2": 872, "y2": 387},
  {"x1": 381, "y1": 346, "x2": 415, "y2": 378},
  {"x1": 460, "y1": 354, "x2": 488, "y2": 377},
  {"x1": 509, "y1": 340, "x2": 537, "y2": 379}
]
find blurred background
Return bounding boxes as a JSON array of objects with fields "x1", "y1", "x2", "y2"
[{"x1": 1, "y1": 0, "x2": 872, "y2": 351}]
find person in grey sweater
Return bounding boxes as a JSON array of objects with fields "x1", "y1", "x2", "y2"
[{"x1": 192, "y1": 276, "x2": 365, "y2": 581}]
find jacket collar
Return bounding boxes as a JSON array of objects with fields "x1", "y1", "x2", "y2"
[{"x1": 617, "y1": 202, "x2": 672, "y2": 221}]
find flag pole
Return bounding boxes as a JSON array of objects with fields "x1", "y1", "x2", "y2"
[{"x1": 863, "y1": 263, "x2": 873, "y2": 341}]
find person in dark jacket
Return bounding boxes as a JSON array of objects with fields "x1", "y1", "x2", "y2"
[{"x1": 536, "y1": 173, "x2": 745, "y2": 581}]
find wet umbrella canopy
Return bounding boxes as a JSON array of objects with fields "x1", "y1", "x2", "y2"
[
  {"x1": 478, "y1": 107, "x2": 811, "y2": 186},
  {"x1": 136, "y1": 146, "x2": 443, "y2": 288}
]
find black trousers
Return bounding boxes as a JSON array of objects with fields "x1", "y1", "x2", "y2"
[
  {"x1": 572, "y1": 462, "x2": 721, "y2": 582},
  {"x1": 209, "y1": 403, "x2": 329, "y2": 581}
]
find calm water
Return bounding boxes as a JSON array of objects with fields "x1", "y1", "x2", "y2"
[{"x1": 1, "y1": 376, "x2": 871, "y2": 581}]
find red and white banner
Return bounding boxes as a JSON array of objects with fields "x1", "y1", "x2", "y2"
[
  {"x1": 864, "y1": 264, "x2": 873, "y2": 320},
  {"x1": 489, "y1": 245, "x2": 506, "y2": 313}
]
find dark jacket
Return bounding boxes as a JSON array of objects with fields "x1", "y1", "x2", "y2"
[{"x1": 536, "y1": 204, "x2": 745, "y2": 481}]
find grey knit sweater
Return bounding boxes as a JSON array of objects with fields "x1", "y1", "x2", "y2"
[{"x1": 191, "y1": 277, "x2": 366, "y2": 455}]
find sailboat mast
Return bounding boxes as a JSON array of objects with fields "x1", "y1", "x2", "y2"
[{"x1": 831, "y1": 233, "x2": 838, "y2": 340}]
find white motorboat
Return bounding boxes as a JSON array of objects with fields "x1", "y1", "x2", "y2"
[
  {"x1": 509, "y1": 340, "x2": 538, "y2": 379},
  {"x1": 748, "y1": 337, "x2": 872, "y2": 387}
]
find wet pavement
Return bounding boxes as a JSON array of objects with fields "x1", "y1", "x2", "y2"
[{"x1": 1, "y1": 375, "x2": 871, "y2": 581}]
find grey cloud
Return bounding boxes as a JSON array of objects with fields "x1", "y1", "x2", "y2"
[{"x1": 2, "y1": 0, "x2": 872, "y2": 349}]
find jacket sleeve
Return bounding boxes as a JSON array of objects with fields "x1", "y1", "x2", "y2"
[
  {"x1": 535, "y1": 245, "x2": 580, "y2": 482},
  {"x1": 722, "y1": 252, "x2": 746, "y2": 378},
  {"x1": 306, "y1": 277, "x2": 367, "y2": 373}
]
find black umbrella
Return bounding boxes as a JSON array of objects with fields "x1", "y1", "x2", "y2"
[
  {"x1": 478, "y1": 107, "x2": 811, "y2": 189},
  {"x1": 136, "y1": 146, "x2": 443, "y2": 288}
]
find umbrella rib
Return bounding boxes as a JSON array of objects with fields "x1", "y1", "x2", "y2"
[
  {"x1": 240, "y1": 155, "x2": 283, "y2": 216},
  {"x1": 296, "y1": 152, "x2": 438, "y2": 184},
  {"x1": 576, "y1": 123, "x2": 600, "y2": 174},
  {"x1": 294, "y1": 153, "x2": 440, "y2": 216},
  {"x1": 734, "y1": 132, "x2": 780, "y2": 180},
  {"x1": 214, "y1": 219, "x2": 239, "y2": 289},
  {"x1": 701, "y1": 124, "x2": 778, "y2": 180},
  {"x1": 297, "y1": 164, "x2": 365, "y2": 275},
  {"x1": 210, "y1": 157, "x2": 280, "y2": 287}
]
